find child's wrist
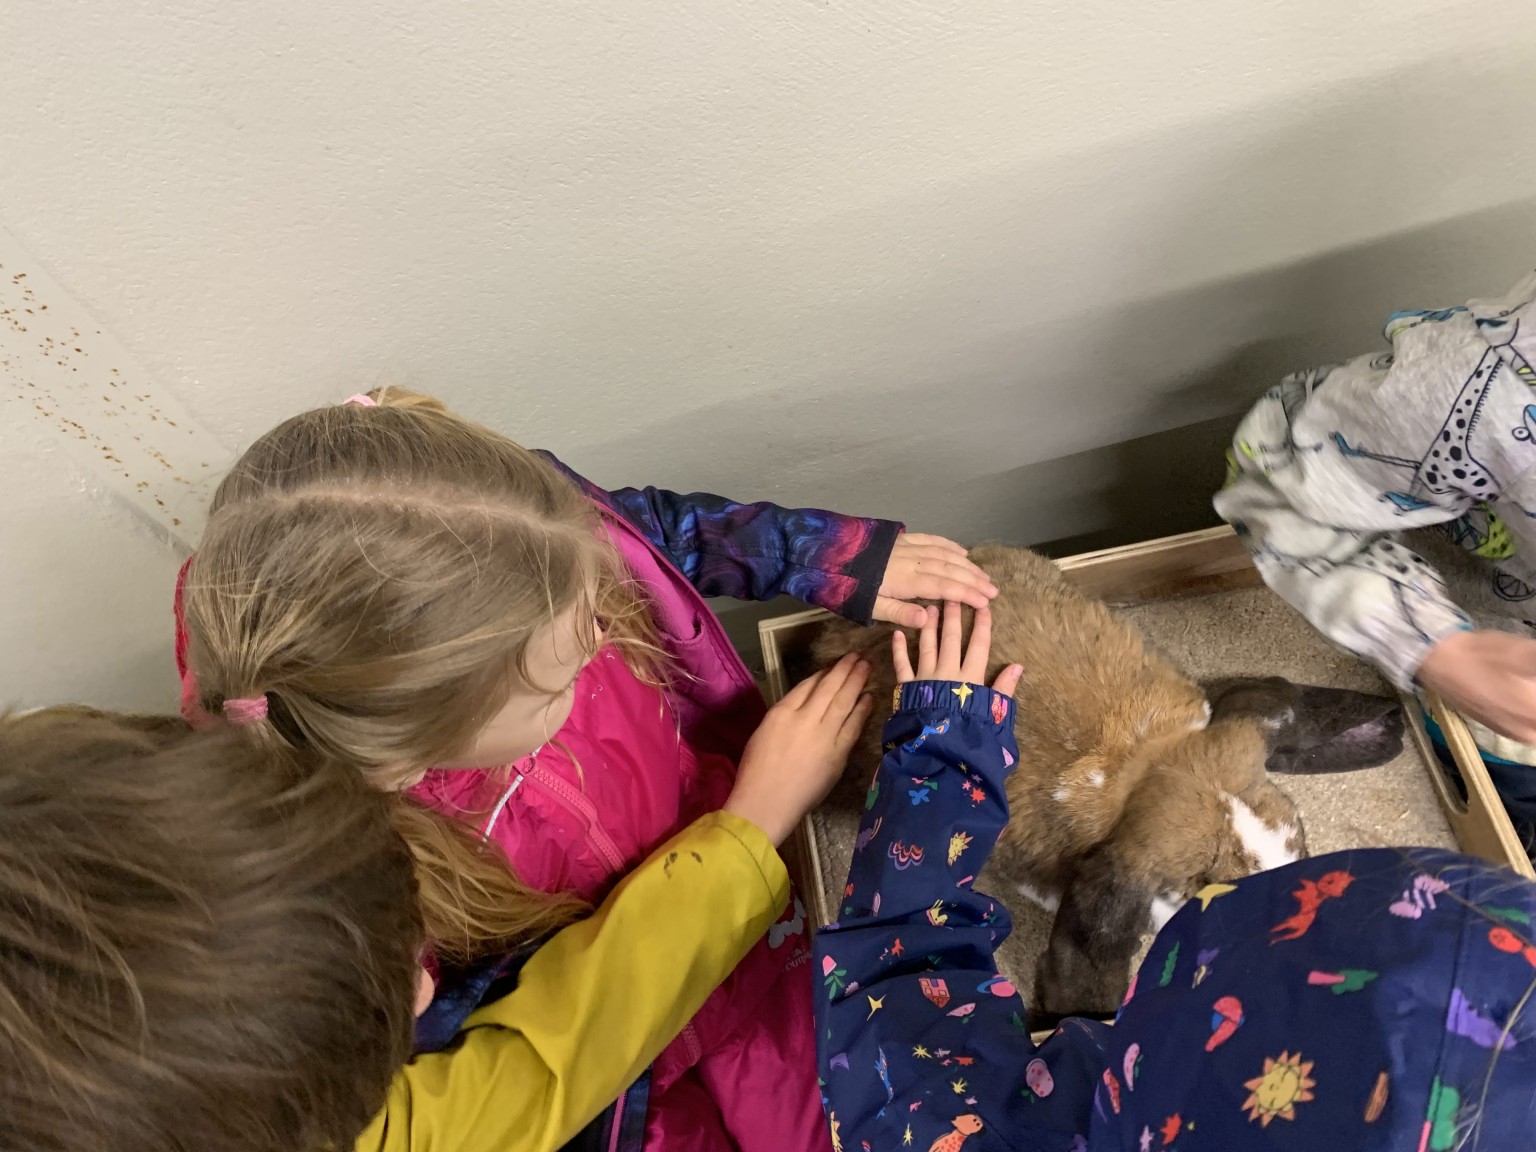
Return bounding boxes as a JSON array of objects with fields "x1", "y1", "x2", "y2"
[
  {"x1": 721, "y1": 790, "x2": 795, "y2": 847},
  {"x1": 892, "y1": 680, "x2": 1015, "y2": 729}
]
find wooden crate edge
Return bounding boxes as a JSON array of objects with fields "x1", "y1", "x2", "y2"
[
  {"x1": 758, "y1": 607, "x2": 834, "y2": 704},
  {"x1": 1421, "y1": 693, "x2": 1535, "y2": 879},
  {"x1": 1052, "y1": 524, "x2": 1240, "y2": 570}
]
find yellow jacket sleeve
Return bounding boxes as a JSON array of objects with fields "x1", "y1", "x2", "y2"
[{"x1": 354, "y1": 810, "x2": 790, "y2": 1152}]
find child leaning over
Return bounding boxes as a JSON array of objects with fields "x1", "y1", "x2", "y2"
[
  {"x1": 174, "y1": 388, "x2": 995, "y2": 1152},
  {"x1": 816, "y1": 603, "x2": 1536, "y2": 1151},
  {"x1": 0, "y1": 658, "x2": 868, "y2": 1152}
]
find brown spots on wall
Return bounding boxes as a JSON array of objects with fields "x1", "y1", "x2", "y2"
[{"x1": 0, "y1": 249, "x2": 230, "y2": 545}]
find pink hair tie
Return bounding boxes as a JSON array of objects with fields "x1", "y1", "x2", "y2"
[
  {"x1": 343, "y1": 393, "x2": 378, "y2": 407},
  {"x1": 222, "y1": 695, "x2": 270, "y2": 725}
]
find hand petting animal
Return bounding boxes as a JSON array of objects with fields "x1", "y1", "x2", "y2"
[{"x1": 812, "y1": 544, "x2": 1405, "y2": 1021}]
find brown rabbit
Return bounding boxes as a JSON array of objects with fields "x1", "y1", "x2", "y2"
[{"x1": 809, "y1": 545, "x2": 1403, "y2": 1023}]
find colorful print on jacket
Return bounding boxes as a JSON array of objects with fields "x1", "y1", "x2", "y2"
[
  {"x1": 815, "y1": 681, "x2": 1536, "y2": 1151},
  {"x1": 541, "y1": 452, "x2": 902, "y2": 625}
]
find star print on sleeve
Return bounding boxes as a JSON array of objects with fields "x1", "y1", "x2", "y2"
[{"x1": 1195, "y1": 882, "x2": 1236, "y2": 910}]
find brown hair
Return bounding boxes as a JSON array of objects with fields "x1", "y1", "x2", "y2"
[
  {"x1": 181, "y1": 388, "x2": 665, "y2": 956},
  {"x1": 0, "y1": 708, "x2": 420, "y2": 1152}
]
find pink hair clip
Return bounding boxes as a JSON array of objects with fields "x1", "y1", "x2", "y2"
[
  {"x1": 222, "y1": 695, "x2": 269, "y2": 725},
  {"x1": 343, "y1": 393, "x2": 378, "y2": 407}
]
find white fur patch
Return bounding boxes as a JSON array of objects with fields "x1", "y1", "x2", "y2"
[
  {"x1": 1149, "y1": 891, "x2": 1185, "y2": 931},
  {"x1": 1226, "y1": 794, "x2": 1300, "y2": 872},
  {"x1": 1052, "y1": 785, "x2": 1072, "y2": 803},
  {"x1": 1191, "y1": 700, "x2": 1211, "y2": 731},
  {"x1": 1259, "y1": 707, "x2": 1294, "y2": 732},
  {"x1": 1086, "y1": 769, "x2": 1105, "y2": 788},
  {"x1": 1015, "y1": 881, "x2": 1061, "y2": 912}
]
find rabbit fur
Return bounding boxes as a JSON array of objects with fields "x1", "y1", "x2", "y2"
[{"x1": 809, "y1": 544, "x2": 1403, "y2": 1023}]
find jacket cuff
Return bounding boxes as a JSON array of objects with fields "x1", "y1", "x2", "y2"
[
  {"x1": 893, "y1": 680, "x2": 1016, "y2": 731},
  {"x1": 1400, "y1": 619, "x2": 1476, "y2": 692},
  {"x1": 841, "y1": 519, "x2": 904, "y2": 625},
  {"x1": 698, "y1": 810, "x2": 792, "y2": 914}
]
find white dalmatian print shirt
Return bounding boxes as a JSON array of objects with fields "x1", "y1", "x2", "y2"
[{"x1": 1216, "y1": 271, "x2": 1536, "y2": 692}]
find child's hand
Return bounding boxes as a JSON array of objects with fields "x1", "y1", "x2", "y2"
[
  {"x1": 1417, "y1": 629, "x2": 1536, "y2": 744},
  {"x1": 893, "y1": 602, "x2": 1023, "y2": 697},
  {"x1": 726, "y1": 655, "x2": 874, "y2": 845},
  {"x1": 876, "y1": 535, "x2": 998, "y2": 628}
]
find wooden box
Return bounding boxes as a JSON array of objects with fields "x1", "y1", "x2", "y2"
[{"x1": 765, "y1": 525, "x2": 1534, "y2": 930}]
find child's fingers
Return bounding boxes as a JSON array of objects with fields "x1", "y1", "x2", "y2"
[
  {"x1": 939, "y1": 601, "x2": 964, "y2": 673},
  {"x1": 820, "y1": 656, "x2": 871, "y2": 724},
  {"x1": 873, "y1": 595, "x2": 929, "y2": 629},
  {"x1": 901, "y1": 532, "x2": 970, "y2": 557},
  {"x1": 835, "y1": 693, "x2": 876, "y2": 755},
  {"x1": 783, "y1": 655, "x2": 853, "y2": 708},
  {"x1": 807, "y1": 655, "x2": 869, "y2": 720},
  {"x1": 904, "y1": 541, "x2": 997, "y2": 595},
  {"x1": 895, "y1": 564, "x2": 997, "y2": 608},
  {"x1": 916, "y1": 604, "x2": 939, "y2": 678},
  {"x1": 939, "y1": 579, "x2": 995, "y2": 612},
  {"x1": 900, "y1": 537, "x2": 989, "y2": 585},
  {"x1": 893, "y1": 629, "x2": 914, "y2": 684},
  {"x1": 780, "y1": 667, "x2": 825, "y2": 708},
  {"x1": 992, "y1": 663, "x2": 1024, "y2": 700},
  {"x1": 927, "y1": 562, "x2": 1001, "y2": 608},
  {"x1": 963, "y1": 605, "x2": 992, "y2": 683}
]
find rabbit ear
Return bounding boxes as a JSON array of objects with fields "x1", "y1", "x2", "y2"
[
  {"x1": 1033, "y1": 846, "x2": 1155, "y2": 1026},
  {"x1": 1205, "y1": 677, "x2": 1404, "y2": 775},
  {"x1": 1266, "y1": 685, "x2": 1405, "y2": 774}
]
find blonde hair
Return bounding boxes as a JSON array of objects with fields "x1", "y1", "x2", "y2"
[{"x1": 183, "y1": 387, "x2": 665, "y2": 959}]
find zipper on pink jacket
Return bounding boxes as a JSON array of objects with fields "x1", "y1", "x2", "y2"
[
  {"x1": 521, "y1": 759, "x2": 629, "y2": 875},
  {"x1": 478, "y1": 749, "x2": 628, "y2": 877}
]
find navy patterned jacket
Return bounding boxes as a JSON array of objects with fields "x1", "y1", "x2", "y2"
[{"x1": 816, "y1": 682, "x2": 1536, "y2": 1152}]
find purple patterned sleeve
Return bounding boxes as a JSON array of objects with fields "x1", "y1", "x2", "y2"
[{"x1": 538, "y1": 452, "x2": 902, "y2": 624}]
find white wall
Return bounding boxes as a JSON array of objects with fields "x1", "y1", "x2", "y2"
[
  {"x1": 3, "y1": 1, "x2": 1536, "y2": 709},
  {"x1": 0, "y1": 432, "x2": 184, "y2": 708}
]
